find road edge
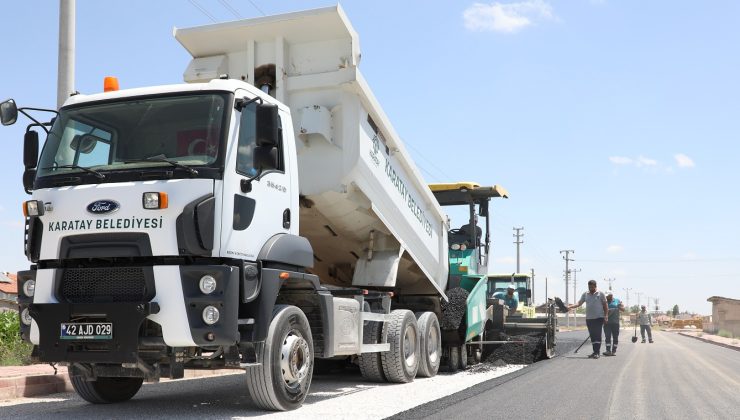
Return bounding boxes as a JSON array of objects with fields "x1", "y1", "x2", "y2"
[{"x1": 678, "y1": 332, "x2": 740, "y2": 352}]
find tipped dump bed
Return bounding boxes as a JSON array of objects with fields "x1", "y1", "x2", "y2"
[{"x1": 175, "y1": 6, "x2": 449, "y2": 296}]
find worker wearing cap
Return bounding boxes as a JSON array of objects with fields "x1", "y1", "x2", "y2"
[
  {"x1": 567, "y1": 279, "x2": 608, "y2": 359},
  {"x1": 637, "y1": 305, "x2": 654, "y2": 343},
  {"x1": 603, "y1": 290, "x2": 624, "y2": 356},
  {"x1": 492, "y1": 284, "x2": 519, "y2": 312}
]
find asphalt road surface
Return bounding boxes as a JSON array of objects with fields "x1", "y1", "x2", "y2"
[
  {"x1": 3, "y1": 330, "x2": 736, "y2": 419},
  {"x1": 391, "y1": 330, "x2": 740, "y2": 420}
]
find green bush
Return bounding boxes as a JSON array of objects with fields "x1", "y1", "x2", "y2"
[
  {"x1": 718, "y1": 329, "x2": 734, "y2": 339},
  {"x1": 0, "y1": 311, "x2": 33, "y2": 366}
]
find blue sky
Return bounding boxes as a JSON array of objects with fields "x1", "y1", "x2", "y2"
[{"x1": 1, "y1": 1, "x2": 739, "y2": 314}]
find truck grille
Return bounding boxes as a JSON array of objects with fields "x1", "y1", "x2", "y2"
[{"x1": 60, "y1": 267, "x2": 149, "y2": 303}]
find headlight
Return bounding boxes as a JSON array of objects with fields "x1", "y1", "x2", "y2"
[
  {"x1": 142, "y1": 192, "x2": 168, "y2": 209},
  {"x1": 22, "y1": 280, "x2": 35, "y2": 297},
  {"x1": 460, "y1": 244, "x2": 467, "y2": 251},
  {"x1": 451, "y1": 243, "x2": 461, "y2": 251},
  {"x1": 199, "y1": 275, "x2": 217, "y2": 294},
  {"x1": 23, "y1": 200, "x2": 45, "y2": 217},
  {"x1": 202, "y1": 306, "x2": 220, "y2": 325},
  {"x1": 21, "y1": 308, "x2": 32, "y2": 325}
]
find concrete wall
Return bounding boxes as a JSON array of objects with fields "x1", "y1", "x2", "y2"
[{"x1": 708, "y1": 297, "x2": 740, "y2": 337}]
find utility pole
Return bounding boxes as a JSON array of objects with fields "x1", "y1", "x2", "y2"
[
  {"x1": 57, "y1": 0, "x2": 76, "y2": 109},
  {"x1": 560, "y1": 250, "x2": 574, "y2": 305},
  {"x1": 607, "y1": 277, "x2": 616, "y2": 291},
  {"x1": 513, "y1": 227, "x2": 524, "y2": 273},
  {"x1": 570, "y1": 268, "x2": 582, "y2": 328},
  {"x1": 636, "y1": 292, "x2": 643, "y2": 310},
  {"x1": 545, "y1": 276, "x2": 548, "y2": 302},
  {"x1": 623, "y1": 287, "x2": 632, "y2": 312},
  {"x1": 530, "y1": 268, "x2": 535, "y2": 304}
]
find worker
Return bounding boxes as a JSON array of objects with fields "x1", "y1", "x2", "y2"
[
  {"x1": 637, "y1": 305, "x2": 654, "y2": 343},
  {"x1": 603, "y1": 290, "x2": 625, "y2": 356},
  {"x1": 567, "y1": 279, "x2": 608, "y2": 359},
  {"x1": 492, "y1": 283, "x2": 519, "y2": 312},
  {"x1": 459, "y1": 215, "x2": 482, "y2": 245}
]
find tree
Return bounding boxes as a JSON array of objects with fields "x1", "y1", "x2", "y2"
[
  {"x1": 630, "y1": 305, "x2": 640, "y2": 314},
  {"x1": 672, "y1": 305, "x2": 679, "y2": 317},
  {"x1": 665, "y1": 310, "x2": 672, "y2": 317}
]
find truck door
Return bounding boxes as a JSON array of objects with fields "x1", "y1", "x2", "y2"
[{"x1": 220, "y1": 96, "x2": 294, "y2": 261}]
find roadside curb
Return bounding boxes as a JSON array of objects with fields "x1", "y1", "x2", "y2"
[
  {"x1": 0, "y1": 367, "x2": 242, "y2": 401},
  {"x1": 678, "y1": 332, "x2": 740, "y2": 352}
]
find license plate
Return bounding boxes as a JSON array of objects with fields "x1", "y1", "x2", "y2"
[{"x1": 60, "y1": 322, "x2": 113, "y2": 340}]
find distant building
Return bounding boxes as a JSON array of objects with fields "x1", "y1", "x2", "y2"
[
  {"x1": 706, "y1": 296, "x2": 740, "y2": 337},
  {"x1": 0, "y1": 272, "x2": 18, "y2": 313}
]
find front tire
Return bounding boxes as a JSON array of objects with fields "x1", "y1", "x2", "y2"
[
  {"x1": 70, "y1": 374, "x2": 143, "y2": 404},
  {"x1": 246, "y1": 305, "x2": 314, "y2": 411}
]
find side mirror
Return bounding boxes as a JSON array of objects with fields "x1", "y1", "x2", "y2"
[
  {"x1": 526, "y1": 289, "x2": 532, "y2": 298},
  {"x1": 24, "y1": 131, "x2": 39, "y2": 169},
  {"x1": 255, "y1": 103, "x2": 279, "y2": 147},
  {"x1": 0, "y1": 99, "x2": 18, "y2": 126},
  {"x1": 70, "y1": 133, "x2": 100, "y2": 154},
  {"x1": 23, "y1": 169, "x2": 35, "y2": 194},
  {"x1": 253, "y1": 146, "x2": 277, "y2": 171}
]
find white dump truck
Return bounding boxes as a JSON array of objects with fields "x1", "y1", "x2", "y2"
[{"x1": 1, "y1": 6, "x2": 513, "y2": 411}]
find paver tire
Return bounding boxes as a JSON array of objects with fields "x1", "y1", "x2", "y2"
[
  {"x1": 447, "y1": 346, "x2": 460, "y2": 372},
  {"x1": 381, "y1": 310, "x2": 419, "y2": 383},
  {"x1": 459, "y1": 344, "x2": 468, "y2": 370}
]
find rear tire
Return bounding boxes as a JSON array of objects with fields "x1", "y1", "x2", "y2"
[
  {"x1": 246, "y1": 305, "x2": 314, "y2": 411},
  {"x1": 415, "y1": 312, "x2": 441, "y2": 378},
  {"x1": 458, "y1": 344, "x2": 468, "y2": 370},
  {"x1": 70, "y1": 374, "x2": 143, "y2": 404},
  {"x1": 381, "y1": 310, "x2": 419, "y2": 383},
  {"x1": 447, "y1": 346, "x2": 460, "y2": 372},
  {"x1": 359, "y1": 320, "x2": 387, "y2": 382}
]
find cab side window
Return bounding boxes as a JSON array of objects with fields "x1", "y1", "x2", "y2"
[{"x1": 237, "y1": 102, "x2": 284, "y2": 176}]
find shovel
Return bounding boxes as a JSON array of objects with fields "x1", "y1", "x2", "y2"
[{"x1": 631, "y1": 319, "x2": 638, "y2": 343}]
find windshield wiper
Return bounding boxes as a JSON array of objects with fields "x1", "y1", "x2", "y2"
[
  {"x1": 123, "y1": 154, "x2": 198, "y2": 176},
  {"x1": 43, "y1": 164, "x2": 106, "y2": 179}
]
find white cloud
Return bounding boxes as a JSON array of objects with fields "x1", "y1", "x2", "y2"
[
  {"x1": 609, "y1": 156, "x2": 632, "y2": 165},
  {"x1": 674, "y1": 153, "x2": 695, "y2": 168},
  {"x1": 609, "y1": 155, "x2": 660, "y2": 169},
  {"x1": 606, "y1": 245, "x2": 623, "y2": 254},
  {"x1": 463, "y1": 1, "x2": 555, "y2": 34},
  {"x1": 636, "y1": 155, "x2": 658, "y2": 167}
]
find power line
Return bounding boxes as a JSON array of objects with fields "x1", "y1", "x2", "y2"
[
  {"x1": 246, "y1": 0, "x2": 266, "y2": 16},
  {"x1": 188, "y1": 0, "x2": 217, "y2": 22},
  {"x1": 577, "y1": 258, "x2": 740, "y2": 263},
  {"x1": 218, "y1": 0, "x2": 241, "y2": 18}
]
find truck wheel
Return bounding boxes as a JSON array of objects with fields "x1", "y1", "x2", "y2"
[
  {"x1": 447, "y1": 346, "x2": 460, "y2": 372},
  {"x1": 415, "y1": 312, "x2": 441, "y2": 377},
  {"x1": 381, "y1": 310, "x2": 419, "y2": 383},
  {"x1": 70, "y1": 375, "x2": 143, "y2": 404},
  {"x1": 458, "y1": 344, "x2": 468, "y2": 370},
  {"x1": 246, "y1": 305, "x2": 314, "y2": 411},
  {"x1": 359, "y1": 320, "x2": 386, "y2": 382}
]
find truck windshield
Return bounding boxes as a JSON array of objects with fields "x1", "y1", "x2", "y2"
[{"x1": 36, "y1": 93, "x2": 230, "y2": 183}]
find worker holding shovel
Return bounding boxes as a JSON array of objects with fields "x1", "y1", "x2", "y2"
[
  {"x1": 637, "y1": 305, "x2": 654, "y2": 343},
  {"x1": 567, "y1": 279, "x2": 609, "y2": 359},
  {"x1": 603, "y1": 290, "x2": 624, "y2": 356}
]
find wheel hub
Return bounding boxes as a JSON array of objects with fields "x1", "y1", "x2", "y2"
[
  {"x1": 403, "y1": 325, "x2": 417, "y2": 368},
  {"x1": 280, "y1": 332, "x2": 310, "y2": 386},
  {"x1": 427, "y1": 324, "x2": 440, "y2": 364}
]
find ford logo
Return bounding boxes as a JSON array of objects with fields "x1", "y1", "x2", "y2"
[{"x1": 87, "y1": 200, "x2": 120, "y2": 215}]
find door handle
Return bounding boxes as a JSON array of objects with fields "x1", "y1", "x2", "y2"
[{"x1": 283, "y1": 209, "x2": 291, "y2": 229}]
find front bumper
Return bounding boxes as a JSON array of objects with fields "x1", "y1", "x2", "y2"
[{"x1": 26, "y1": 264, "x2": 239, "y2": 363}]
